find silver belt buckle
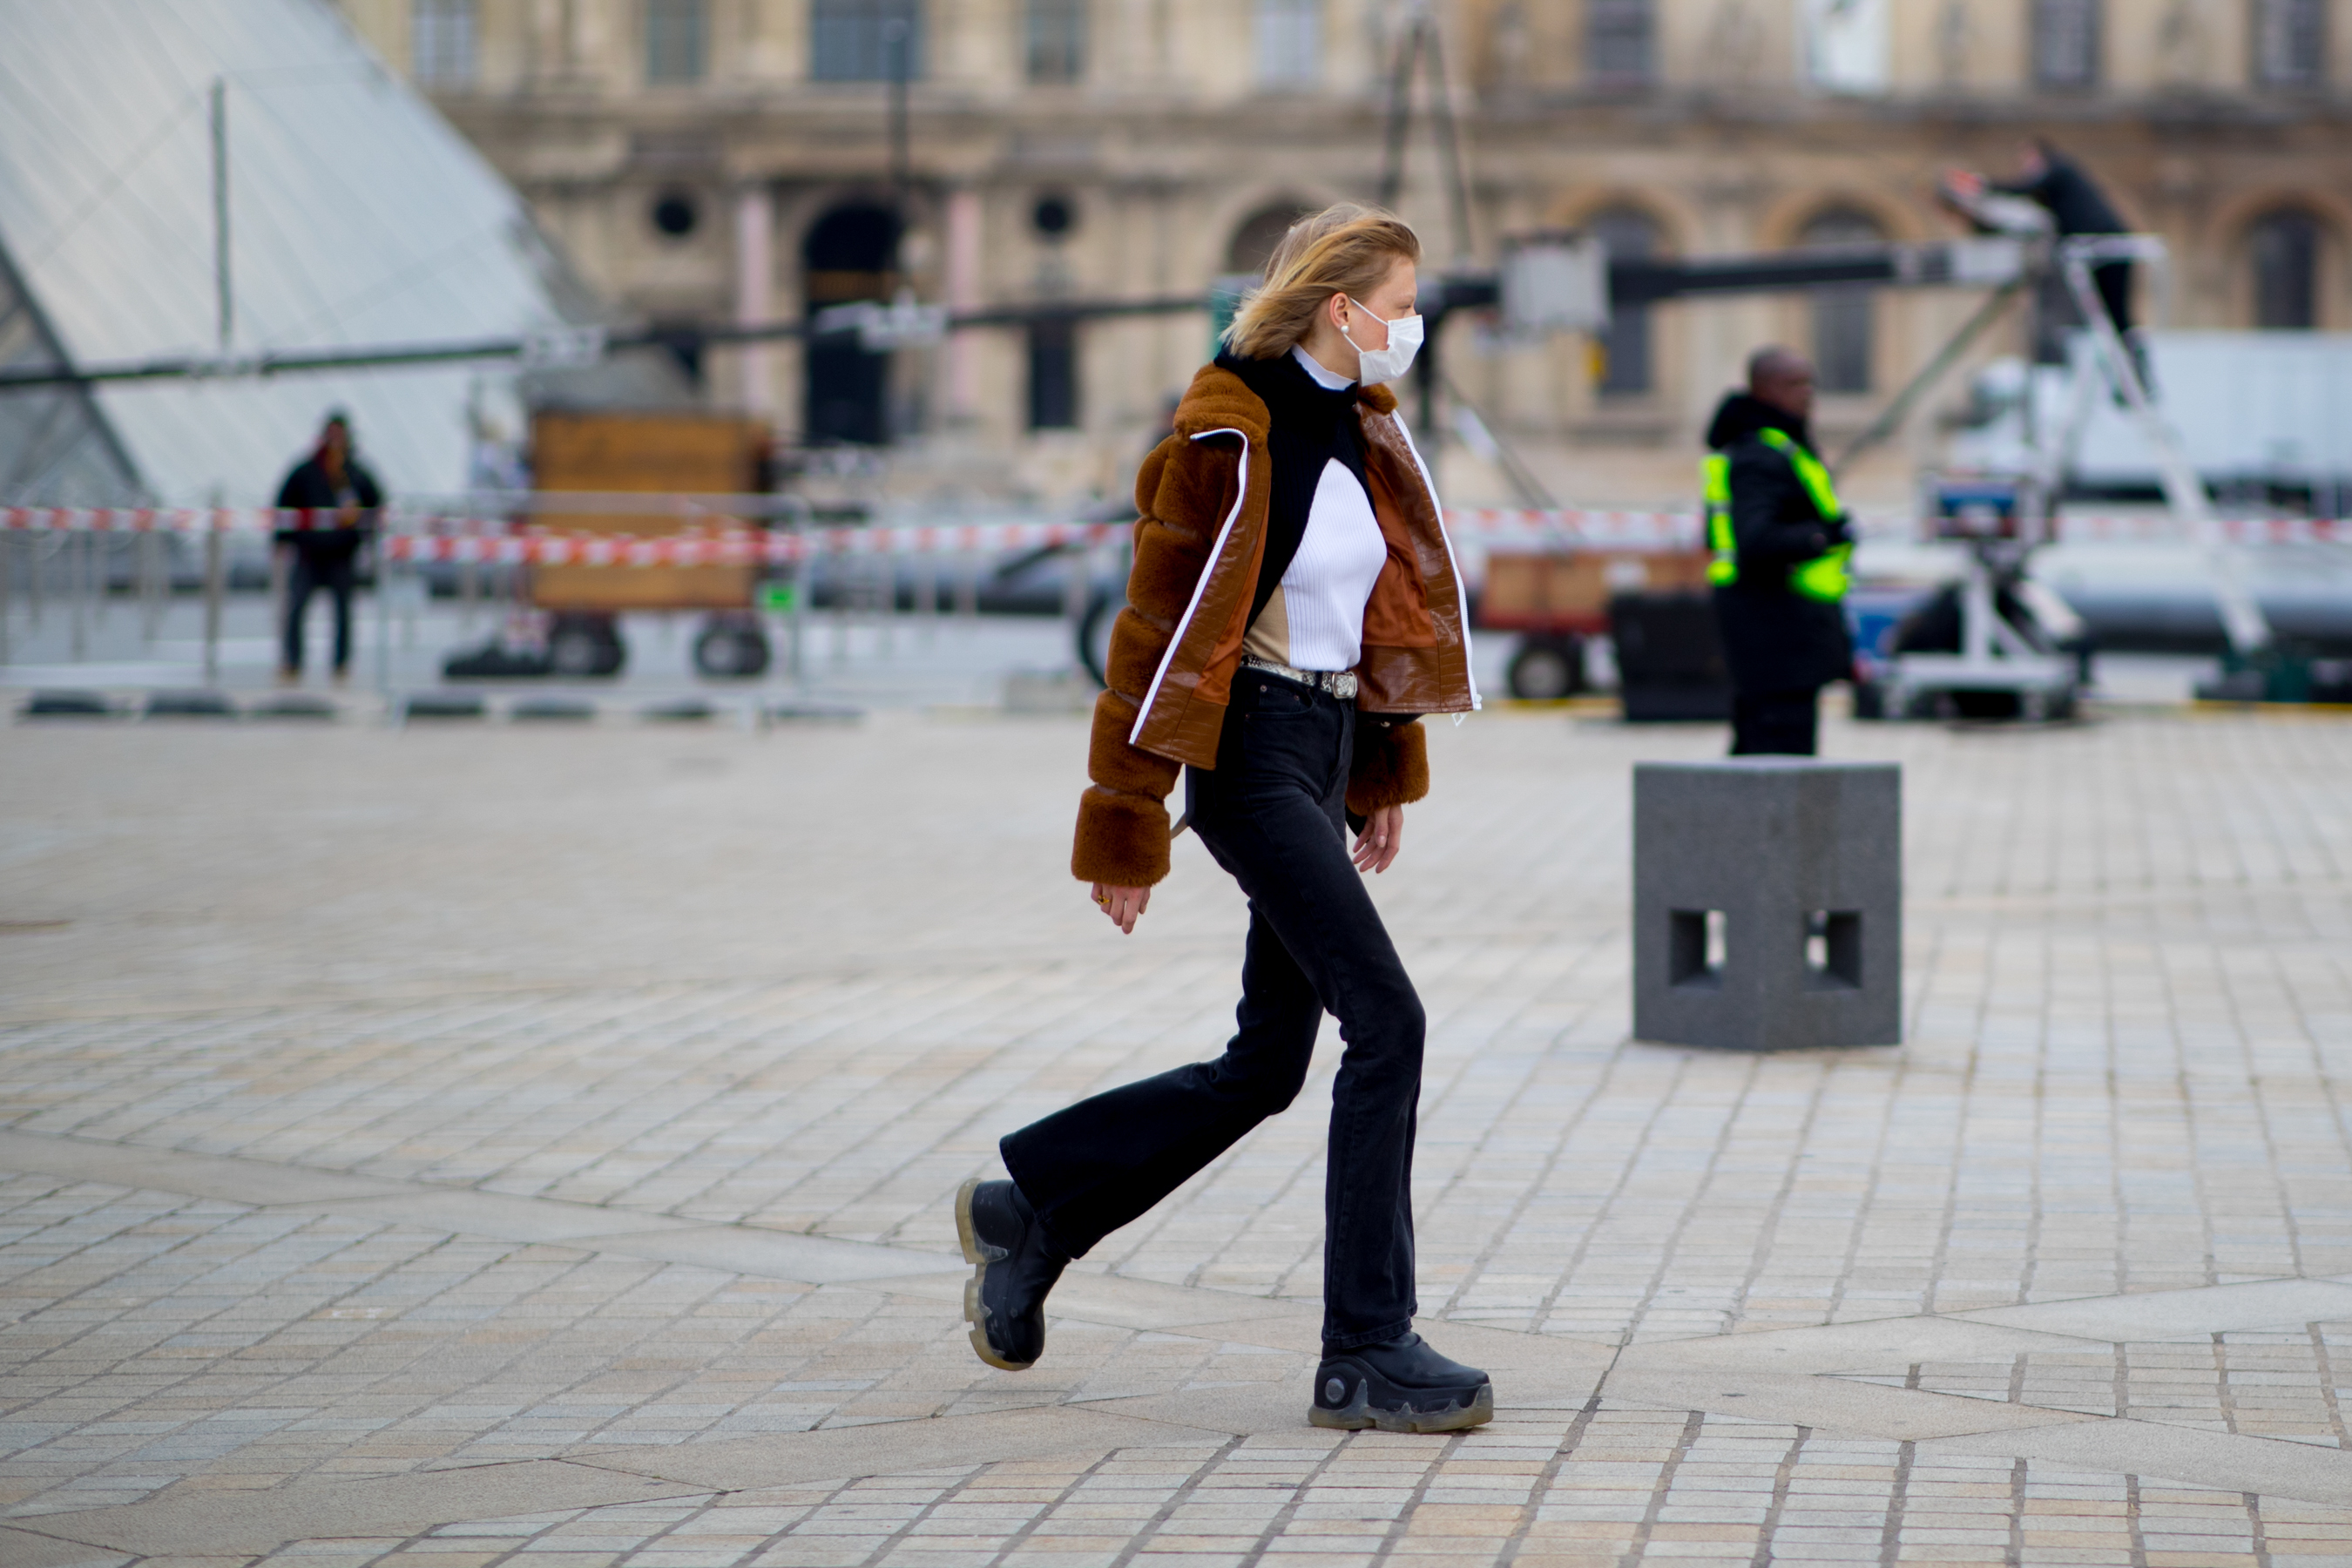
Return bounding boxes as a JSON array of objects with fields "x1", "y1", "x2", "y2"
[{"x1": 1245, "y1": 655, "x2": 1358, "y2": 701}]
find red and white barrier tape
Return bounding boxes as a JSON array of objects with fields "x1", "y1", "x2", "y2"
[
  {"x1": 1450, "y1": 508, "x2": 2352, "y2": 546},
  {"x1": 2, "y1": 506, "x2": 392, "y2": 534},
  {"x1": 4, "y1": 504, "x2": 2345, "y2": 559},
  {"x1": 379, "y1": 520, "x2": 1129, "y2": 566},
  {"x1": 1445, "y1": 508, "x2": 1701, "y2": 545},
  {"x1": 2, "y1": 505, "x2": 1709, "y2": 554},
  {"x1": 0, "y1": 508, "x2": 1129, "y2": 559},
  {"x1": 2051, "y1": 514, "x2": 2352, "y2": 544},
  {"x1": 0, "y1": 505, "x2": 1761, "y2": 550}
]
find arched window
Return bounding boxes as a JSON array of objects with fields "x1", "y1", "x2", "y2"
[
  {"x1": 1801, "y1": 207, "x2": 1884, "y2": 394},
  {"x1": 1586, "y1": 206, "x2": 1659, "y2": 397},
  {"x1": 1225, "y1": 203, "x2": 1316, "y2": 275},
  {"x1": 1029, "y1": 319, "x2": 1079, "y2": 429},
  {"x1": 2248, "y1": 208, "x2": 2322, "y2": 329},
  {"x1": 803, "y1": 204, "x2": 901, "y2": 445}
]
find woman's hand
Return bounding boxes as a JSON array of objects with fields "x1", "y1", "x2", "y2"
[
  {"x1": 1352, "y1": 805, "x2": 1404, "y2": 875},
  {"x1": 1090, "y1": 882, "x2": 1151, "y2": 935}
]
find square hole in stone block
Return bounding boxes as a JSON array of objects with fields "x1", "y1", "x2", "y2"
[
  {"x1": 1670, "y1": 909, "x2": 1723, "y2": 990},
  {"x1": 1805, "y1": 910, "x2": 1862, "y2": 990}
]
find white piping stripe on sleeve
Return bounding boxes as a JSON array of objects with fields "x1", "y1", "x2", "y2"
[
  {"x1": 1129, "y1": 428, "x2": 1252, "y2": 748},
  {"x1": 1389, "y1": 409, "x2": 1481, "y2": 713}
]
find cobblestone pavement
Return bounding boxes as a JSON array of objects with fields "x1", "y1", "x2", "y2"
[{"x1": 3, "y1": 704, "x2": 2351, "y2": 1566}]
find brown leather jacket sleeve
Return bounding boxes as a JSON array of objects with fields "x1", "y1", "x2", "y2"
[{"x1": 1071, "y1": 434, "x2": 1233, "y2": 886}]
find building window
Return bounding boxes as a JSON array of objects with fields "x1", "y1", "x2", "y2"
[
  {"x1": 1032, "y1": 193, "x2": 1078, "y2": 240},
  {"x1": 650, "y1": 190, "x2": 700, "y2": 240},
  {"x1": 1226, "y1": 203, "x2": 1313, "y2": 274},
  {"x1": 1026, "y1": 0, "x2": 1086, "y2": 84},
  {"x1": 645, "y1": 0, "x2": 707, "y2": 84},
  {"x1": 1030, "y1": 319, "x2": 1079, "y2": 429},
  {"x1": 1257, "y1": 0, "x2": 1321, "y2": 86},
  {"x1": 1801, "y1": 0, "x2": 1890, "y2": 94},
  {"x1": 2249, "y1": 209, "x2": 2321, "y2": 329},
  {"x1": 2031, "y1": 0, "x2": 2099, "y2": 88},
  {"x1": 413, "y1": 0, "x2": 476, "y2": 86},
  {"x1": 2254, "y1": 0, "x2": 2326, "y2": 86},
  {"x1": 1802, "y1": 208, "x2": 1883, "y2": 394},
  {"x1": 813, "y1": 0, "x2": 924, "y2": 82},
  {"x1": 1587, "y1": 207, "x2": 1659, "y2": 398},
  {"x1": 1587, "y1": 0, "x2": 1653, "y2": 87}
]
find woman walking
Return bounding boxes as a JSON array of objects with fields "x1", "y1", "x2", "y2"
[{"x1": 956, "y1": 204, "x2": 1487, "y2": 1432}]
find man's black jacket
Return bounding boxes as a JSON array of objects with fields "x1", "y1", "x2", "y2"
[
  {"x1": 1706, "y1": 392, "x2": 1852, "y2": 694},
  {"x1": 1992, "y1": 153, "x2": 2125, "y2": 237},
  {"x1": 274, "y1": 453, "x2": 383, "y2": 564}
]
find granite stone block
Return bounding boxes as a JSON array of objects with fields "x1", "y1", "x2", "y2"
[{"x1": 1632, "y1": 760, "x2": 1900, "y2": 1050}]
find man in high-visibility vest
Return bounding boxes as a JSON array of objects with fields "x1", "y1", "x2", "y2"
[{"x1": 1702, "y1": 347, "x2": 1853, "y2": 755}]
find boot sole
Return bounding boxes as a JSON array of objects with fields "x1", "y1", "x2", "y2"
[
  {"x1": 1309, "y1": 1380, "x2": 1494, "y2": 1434},
  {"x1": 955, "y1": 1177, "x2": 1036, "y2": 1373}
]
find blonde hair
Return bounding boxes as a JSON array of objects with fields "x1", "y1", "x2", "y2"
[{"x1": 1222, "y1": 203, "x2": 1421, "y2": 360}]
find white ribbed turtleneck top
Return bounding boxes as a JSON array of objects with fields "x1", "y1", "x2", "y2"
[{"x1": 1240, "y1": 346, "x2": 1389, "y2": 673}]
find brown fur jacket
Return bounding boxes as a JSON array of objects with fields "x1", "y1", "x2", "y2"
[{"x1": 1071, "y1": 361, "x2": 1479, "y2": 887}]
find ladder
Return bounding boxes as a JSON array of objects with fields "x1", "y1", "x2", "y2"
[{"x1": 2046, "y1": 236, "x2": 2273, "y2": 655}]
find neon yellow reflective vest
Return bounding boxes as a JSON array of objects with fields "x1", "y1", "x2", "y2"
[{"x1": 1702, "y1": 427, "x2": 1851, "y2": 604}]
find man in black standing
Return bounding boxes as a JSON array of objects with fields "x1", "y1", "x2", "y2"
[
  {"x1": 1701, "y1": 348, "x2": 1853, "y2": 755},
  {"x1": 274, "y1": 411, "x2": 382, "y2": 685}
]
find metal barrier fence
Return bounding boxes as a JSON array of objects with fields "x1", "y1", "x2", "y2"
[
  {"x1": 0, "y1": 504, "x2": 1153, "y2": 693},
  {"x1": 11, "y1": 500, "x2": 2348, "y2": 549},
  {"x1": 4, "y1": 501, "x2": 2346, "y2": 695}
]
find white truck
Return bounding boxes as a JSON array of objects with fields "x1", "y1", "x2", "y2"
[{"x1": 1954, "y1": 331, "x2": 2352, "y2": 510}]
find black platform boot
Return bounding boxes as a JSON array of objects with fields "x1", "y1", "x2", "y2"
[
  {"x1": 1311, "y1": 1332, "x2": 1493, "y2": 1433},
  {"x1": 956, "y1": 1177, "x2": 1069, "y2": 1371}
]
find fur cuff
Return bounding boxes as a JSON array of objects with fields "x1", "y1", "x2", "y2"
[
  {"x1": 1071, "y1": 787, "x2": 1172, "y2": 887},
  {"x1": 1345, "y1": 719, "x2": 1429, "y2": 816}
]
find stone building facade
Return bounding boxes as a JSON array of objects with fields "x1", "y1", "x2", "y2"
[{"x1": 335, "y1": 0, "x2": 2350, "y2": 504}]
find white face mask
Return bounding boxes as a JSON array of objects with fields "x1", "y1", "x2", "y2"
[{"x1": 1341, "y1": 296, "x2": 1423, "y2": 385}]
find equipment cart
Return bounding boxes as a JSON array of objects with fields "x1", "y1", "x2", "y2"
[
  {"x1": 526, "y1": 410, "x2": 774, "y2": 679},
  {"x1": 1479, "y1": 547, "x2": 1711, "y2": 700}
]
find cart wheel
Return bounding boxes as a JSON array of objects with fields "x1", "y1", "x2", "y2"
[
  {"x1": 1076, "y1": 590, "x2": 1122, "y2": 689},
  {"x1": 693, "y1": 619, "x2": 771, "y2": 679},
  {"x1": 549, "y1": 614, "x2": 625, "y2": 679},
  {"x1": 1507, "y1": 637, "x2": 1582, "y2": 700}
]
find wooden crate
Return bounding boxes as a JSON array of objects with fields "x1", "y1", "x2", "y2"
[
  {"x1": 1479, "y1": 550, "x2": 1710, "y2": 634},
  {"x1": 528, "y1": 411, "x2": 767, "y2": 612}
]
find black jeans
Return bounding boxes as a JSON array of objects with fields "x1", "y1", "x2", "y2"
[
  {"x1": 1001, "y1": 675, "x2": 1426, "y2": 1351},
  {"x1": 284, "y1": 552, "x2": 357, "y2": 672},
  {"x1": 1731, "y1": 686, "x2": 1820, "y2": 755}
]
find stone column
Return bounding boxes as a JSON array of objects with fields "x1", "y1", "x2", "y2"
[
  {"x1": 734, "y1": 181, "x2": 775, "y2": 415},
  {"x1": 942, "y1": 185, "x2": 983, "y2": 425}
]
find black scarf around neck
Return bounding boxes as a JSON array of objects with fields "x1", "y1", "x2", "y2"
[{"x1": 1217, "y1": 348, "x2": 1369, "y2": 626}]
